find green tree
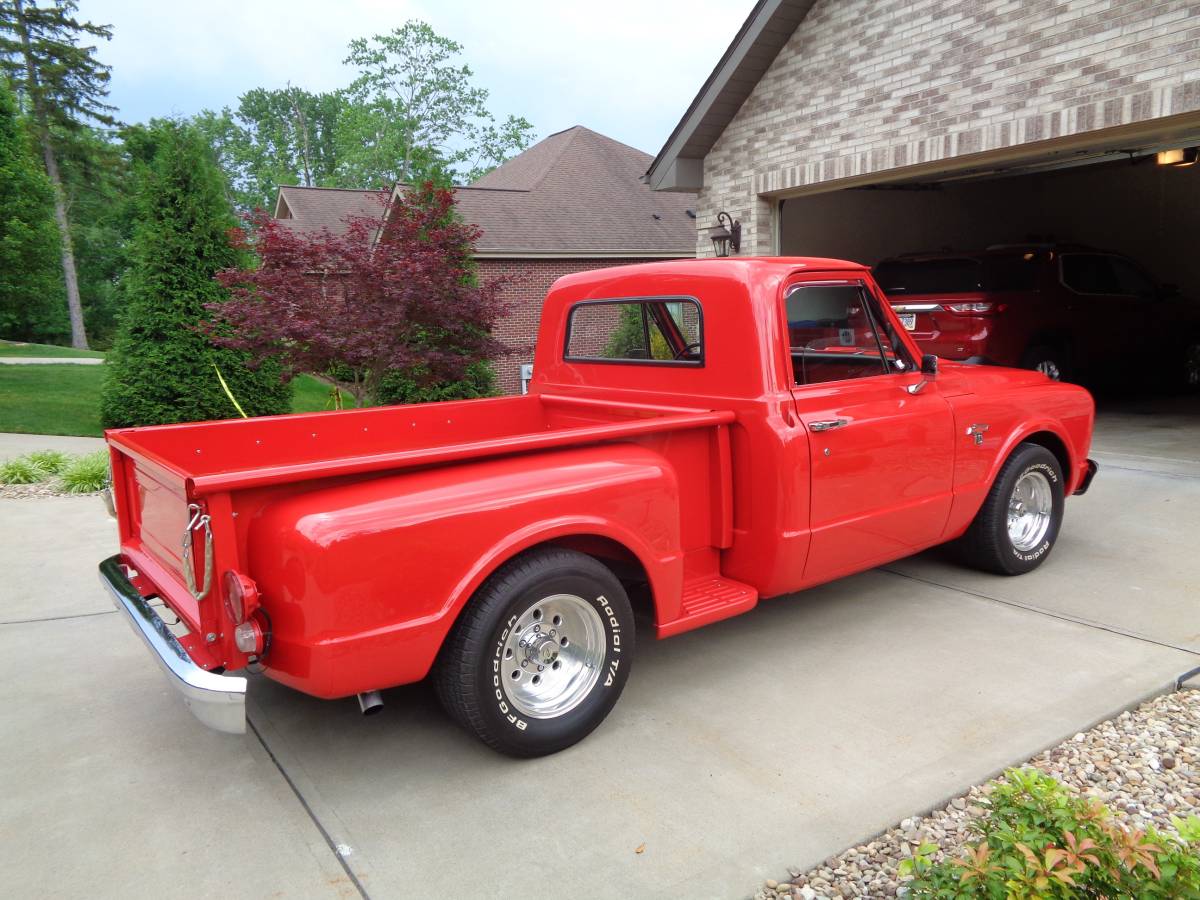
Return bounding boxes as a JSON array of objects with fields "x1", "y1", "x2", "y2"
[
  {"x1": 340, "y1": 20, "x2": 534, "y2": 186},
  {"x1": 101, "y1": 121, "x2": 290, "y2": 427},
  {"x1": 0, "y1": 0, "x2": 116, "y2": 349},
  {"x1": 195, "y1": 86, "x2": 346, "y2": 211},
  {"x1": 57, "y1": 125, "x2": 131, "y2": 345},
  {"x1": 0, "y1": 76, "x2": 63, "y2": 340}
]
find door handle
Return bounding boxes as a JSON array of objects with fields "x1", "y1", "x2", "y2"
[{"x1": 809, "y1": 418, "x2": 848, "y2": 432}]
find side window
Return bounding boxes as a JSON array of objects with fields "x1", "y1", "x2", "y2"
[
  {"x1": 565, "y1": 298, "x2": 703, "y2": 364},
  {"x1": 1109, "y1": 258, "x2": 1157, "y2": 300},
  {"x1": 786, "y1": 284, "x2": 899, "y2": 386},
  {"x1": 1061, "y1": 254, "x2": 1119, "y2": 295}
]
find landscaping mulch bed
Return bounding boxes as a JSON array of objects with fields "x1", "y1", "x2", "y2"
[
  {"x1": 0, "y1": 483, "x2": 104, "y2": 500},
  {"x1": 753, "y1": 688, "x2": 1200, "y2": 899}
]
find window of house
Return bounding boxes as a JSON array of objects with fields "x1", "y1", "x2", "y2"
[
  {"x1": 565, "y1": 298, "x2": 703, "y2": 364},
  {"x1": 786, "y1": 283, "x2": 903, "y2": 386}
]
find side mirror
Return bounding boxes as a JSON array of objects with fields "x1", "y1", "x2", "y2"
[{"x1": 921, "y1": 354, "x2": 939, "y2": 376}]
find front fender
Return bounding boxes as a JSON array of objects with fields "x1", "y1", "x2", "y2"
[
  {"x1": 246, "y1": 443, "x2": 680, "y2": 698},
  {"x1": 944, "y1": 380, "x2": 1094, "y2": 539}
]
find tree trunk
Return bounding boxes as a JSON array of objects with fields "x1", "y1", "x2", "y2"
[
  {"x1": 14, "y1": 0, "x2": 88, "y2": 349},
  {"x1": 41, "y1": 137, "x2": 88, "y2": 349}
]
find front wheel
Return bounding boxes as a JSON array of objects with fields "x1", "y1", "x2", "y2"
[
  {"x1": 434, "y1": 548, "x2": 634, "y2": 757},
  {"x1": 959, "y1": 443, "x2": 1065, "y2": 575}
]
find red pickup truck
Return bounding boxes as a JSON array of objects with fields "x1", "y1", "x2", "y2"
[{"x1": 101, "y1": 258, "x2": 1097, "y2": 756}]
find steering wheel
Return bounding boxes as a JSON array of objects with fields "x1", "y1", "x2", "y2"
[{"x1": 673, "y1": 342, "x2": 702, "y2": 360}]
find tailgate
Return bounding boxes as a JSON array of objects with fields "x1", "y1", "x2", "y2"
[{"x1": 107, "y1": 439, "x2": 227, "y2": 664}]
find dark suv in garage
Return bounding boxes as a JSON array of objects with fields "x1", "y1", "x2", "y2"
[{"x1": 873, "y1": 244, "x2": 1200, "y2": 387}]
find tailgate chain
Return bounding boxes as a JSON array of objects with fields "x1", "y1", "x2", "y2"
[{"x1": 182, "y1": 503, "x2": 214, "y2": 601}]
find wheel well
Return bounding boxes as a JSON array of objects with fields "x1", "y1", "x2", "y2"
[
  {"x1": 1021, "y1": 430, "x2": 1071, "y2": 480},
  {"x1": 541, "y1": 535, "x2": 655, "y2": 624},
  {"x1": 1024, "y1": 333, "x2": 1072, "y2": 358}
]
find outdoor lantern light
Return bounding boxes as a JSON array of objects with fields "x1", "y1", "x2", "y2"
[
  {"x1": 708, "y1": 211, "x2": 742, "y2": 257},
  {"x1": 1156, "y1": 147, "x2": 1198, "y2": 167}
]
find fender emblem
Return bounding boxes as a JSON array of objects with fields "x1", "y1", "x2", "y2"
[{"x1": 966, "y1": 423, "x2": 990, "y2": 446}]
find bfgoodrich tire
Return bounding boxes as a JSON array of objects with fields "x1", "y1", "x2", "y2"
[
  {"x1": 433, "y1": 548, "x2": 634, "y2": 757},
  {"x1": 959, "y1": 443, "x2": 1065, "y2": 576}
]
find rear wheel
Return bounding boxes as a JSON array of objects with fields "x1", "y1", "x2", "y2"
[
  {"x1": 1020, "y1": 344, "x2": 1069, "y2": 382},
  {"x1": 959, "y1": 443, "x2": 1065, "y2": 576},
  {"x1": 434, "y1": 548, "x2": 634, "y2": 757}
]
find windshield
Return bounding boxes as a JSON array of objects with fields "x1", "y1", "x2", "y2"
[{"x1": 875, "y1": 254, "x2": 1039, "y2": 294}]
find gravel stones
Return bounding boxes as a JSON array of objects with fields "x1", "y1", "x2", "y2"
[
  {"x1": 0, "y1": 482, "x2": 103, "y2": 499},
  {"x1": 752, "y1": 690, "x2": 1199, "y2": 899}
]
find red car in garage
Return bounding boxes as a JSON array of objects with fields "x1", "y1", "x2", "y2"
[{"x1": 874, "y1": 245, "x2": 1200, "y2": 387}]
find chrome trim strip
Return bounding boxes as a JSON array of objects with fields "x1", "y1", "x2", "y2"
[
  {"x1": 99, "y1": 555, "x2": 246, "y2": 734},
  {"x1": 890, "y1": 303, "x2": 942, "y2": 312}
]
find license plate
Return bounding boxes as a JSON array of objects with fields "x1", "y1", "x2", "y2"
[{"x1": 898, "y1": 313, "x2": 917, "y2": 331}]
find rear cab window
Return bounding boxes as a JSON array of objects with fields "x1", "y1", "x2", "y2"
[{"x1": 565, "y1": 297, "x2": 703, "y2": 365}]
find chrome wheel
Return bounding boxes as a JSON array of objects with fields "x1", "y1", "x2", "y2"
[
  {"x1": 1007, "y1": 470, "x2": 1053, "y2": 551},
  {"x1": 1035, "y1": 359, "x2": 1061, "y2": 381},
  {"x1": 501, "y1": 593, "x2": 605, "y2": 719}
]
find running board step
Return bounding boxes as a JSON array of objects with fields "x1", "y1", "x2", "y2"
[{"x1": 659, "y1": 575, "x2": 758, "y2": 638}]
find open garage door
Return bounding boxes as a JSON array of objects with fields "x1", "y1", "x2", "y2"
[{"x1": 776, "y1": 118, "x2": 1200, "y2": 456}]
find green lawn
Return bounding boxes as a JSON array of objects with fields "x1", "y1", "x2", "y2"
[
  {"x1": 0, "y1": 367, "x2": 346, "y2": 437},
  {"x1": 0, "y1": 365, "x2": 105, "y2": 436},
  {"x1": 0, "y1": 340, "x2": 106, "y2": 358}
]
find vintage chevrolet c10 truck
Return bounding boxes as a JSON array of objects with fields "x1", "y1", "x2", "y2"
[{"x1": 101, "y1": 257, "x2": 1097, "y2": 756}]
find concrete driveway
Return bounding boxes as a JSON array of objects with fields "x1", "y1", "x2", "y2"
[{"x1": 1, "y1": 400, "x2": 1198, "y2": 899}]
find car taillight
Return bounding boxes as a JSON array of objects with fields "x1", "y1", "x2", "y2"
[
  {"x1": 943, "y1": 302, "x2": 997, "y2": 314},
  {"x1": 223, "y1": 570, "x2": 259, "y2": 624},
  {"x1": 234, "y1": 617, "x2": 264, "y2": 654}
]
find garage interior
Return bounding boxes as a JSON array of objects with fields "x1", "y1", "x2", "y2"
[{"x1": 776, "y1": 120, "x2": 1200, "y2": 435}]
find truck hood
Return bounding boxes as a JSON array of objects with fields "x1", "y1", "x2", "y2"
[{"x1": 933, "y1": 359, "x2": 1053, "y2": 396}]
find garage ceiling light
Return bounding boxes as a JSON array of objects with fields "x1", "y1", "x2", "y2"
[{"x1": 1157, "y1": 147, "x2": 1198, "y2": 167}]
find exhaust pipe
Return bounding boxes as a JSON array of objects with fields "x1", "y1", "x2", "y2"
[{"x1": 357, "y1": 690, "x2": 384, "y2": 716}]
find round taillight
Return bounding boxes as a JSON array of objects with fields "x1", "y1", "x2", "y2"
[
  {"x1": 223, "y1": 570, "x2": 257, "y2": 623},
  {"x1": 234, "y1": 618, "x2": 264, "y2": 655}
]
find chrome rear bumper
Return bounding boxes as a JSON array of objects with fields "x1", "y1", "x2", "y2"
[{"x1": 100, "y1": 555, "x2": 246, "y2": 734}]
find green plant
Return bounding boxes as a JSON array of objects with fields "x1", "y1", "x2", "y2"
[
  {"x1": 57, "y1": 450, "x2": 110, "y2": 493},
  {"x1": 0, "y1": 455, "x2": 48, "y2": 484},
  {"x1": 100, "y1": 120, "x2": 290, "y2": 428},
  {"x1": 900, "y1": 768, "x2": 1200, "y2": 898},
  {"x1": 25, "y1": 449, "x2": 70, "y2": 474}
]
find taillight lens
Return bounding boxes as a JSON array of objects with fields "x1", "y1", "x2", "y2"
[
  {"x1": 222, "y1": 570, "x2": 258, "y2": 623},
  {"x1": 234, "y1": 618, "x2": 264, "y2": 654},
  {"x1": 943, "y1": 302, "x2": 996, "y2": 314}
]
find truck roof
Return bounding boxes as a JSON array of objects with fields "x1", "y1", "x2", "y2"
[{"x1": 550, "y1": 256, "x2": 868, "y2": 293}]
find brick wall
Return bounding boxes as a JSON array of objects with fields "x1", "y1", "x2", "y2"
[
  {"x1": 477, "y1": 257, "x2": 678, "y2": 394},
  {"x1": 698, "y1": 0, "x2": 1200, "y2": 255}
]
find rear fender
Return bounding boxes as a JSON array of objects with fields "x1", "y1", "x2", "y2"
[{"x1": 247, "y1": 443, "x2": 682, "y2": 698}]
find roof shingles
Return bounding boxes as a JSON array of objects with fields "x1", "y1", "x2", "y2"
[{"x1": 275, "y1": 126, "x2": 697, "y2": 257}]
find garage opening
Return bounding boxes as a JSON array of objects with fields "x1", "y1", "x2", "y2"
[{"x1": 777, "y1": 133, "x2": 1200, "y2": 451}]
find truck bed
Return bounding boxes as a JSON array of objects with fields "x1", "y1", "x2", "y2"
[{"x1": 108, "y1": 392, "x2": 733, "y2": 496}]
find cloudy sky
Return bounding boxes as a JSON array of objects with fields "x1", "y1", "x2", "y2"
[{"x1": 76, "y1": 0, "x2": 755, "y2": 157}]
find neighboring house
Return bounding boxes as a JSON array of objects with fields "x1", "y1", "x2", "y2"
[
  {"x1": 648, "y1": 0, "x2": 1200, "y2": 302},
  {"x1": 273, "y1": 186, "x2": 389, "y2": 237},
  {"x1": 275, "y1": 126, "x2": 697, "y2": 394}
]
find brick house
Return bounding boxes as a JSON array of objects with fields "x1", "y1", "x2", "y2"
[
  {"x1": 648, "y1": 0, "x2": 1200, "y2": 298},
  {"x1": 276, "y1": 126, "x2": 696, "y2": 393}
]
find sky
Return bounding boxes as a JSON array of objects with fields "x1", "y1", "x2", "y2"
[{"x1": 75, "y1": 0, "x2": 756, "y2": 158}]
